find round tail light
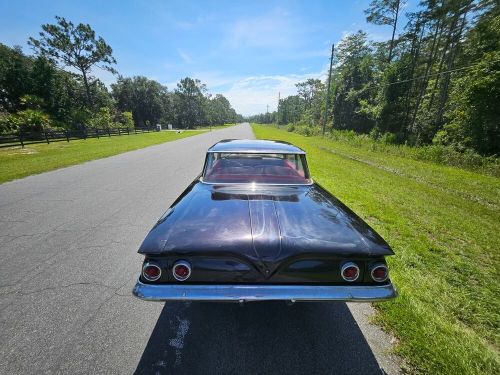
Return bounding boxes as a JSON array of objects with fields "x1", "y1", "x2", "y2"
[
  {"x1": 173, "y1": 261, "x2": 191, "y2": 281},
  {"x1": 341, "y1": 262, "x2": 360, "y2": 282},
  {"x1": 371, "y1": 264, "x2": 388, "y2": 282},
  {"x1": 142, "y1": 262, "x2": 161, "y2": 281}
]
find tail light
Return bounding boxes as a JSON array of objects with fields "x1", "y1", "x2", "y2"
[
  {"x1": 370, "y1": 263, "x2": 388, "y2": 282},
  {"x1": 173, "y1": 261, "x2": 191, "y2": 281},
  {"x1": 142, "y1": 262, "x2": 161, "y2": 281},
  {"x1": 341, "y1": 262, "x2": 360, "y2": 282}
]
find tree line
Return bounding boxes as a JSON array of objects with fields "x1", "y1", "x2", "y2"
[
  {"x1": 0, "y1": 17, "x2": 242, "y2": 134},
  {"x1": 249, "y1": 0, "x2": 499, "y2": 156}
]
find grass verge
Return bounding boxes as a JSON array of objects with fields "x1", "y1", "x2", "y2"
[
  {"x1": 285, "y1": 123, "x2": 499, "y2": 176},
  {"x1": 252, "y1": 124, "x2": 499, "y2": 374},
  {"x1": 0, "y1": 130, "x2": 203, "y2": 184}
]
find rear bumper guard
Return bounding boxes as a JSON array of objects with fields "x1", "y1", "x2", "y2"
[{"x1": 132, "y1": 280, "x2": 397, "y2": 302}]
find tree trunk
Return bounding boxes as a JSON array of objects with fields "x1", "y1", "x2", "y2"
[
  {"x1": 81, "y1": 69, "x2": 92, "y2": 107},
  {"x1": 388, "y1": 0, "x2": 401, "y2": 63},
  {"x1": 427, "y1": 9, "x2": 461, "y2": 111},
  {"x1": 410, "y1": 18, "x2": 442, "y2": 131},
  {"x1": 403, "y1": 16, "x2": 426, "y2": 130},
  {"x1": 435, "y1": 7, "x2": 469, "y2": 127}
]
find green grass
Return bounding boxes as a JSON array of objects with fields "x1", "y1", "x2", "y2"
[
  {"x1": 285, "y1": 123, "x2": 499, "y2": 176},
  {"x1": 252, "y1": 124, "x2": 499, "y2": 374},
  {"x1": 0, "y1": 130, "x2": 203, "y2": 184}
]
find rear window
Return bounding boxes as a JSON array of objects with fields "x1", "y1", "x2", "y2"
[{"x1": 202, "y1": 152, "x2": 311, "y2": 184}]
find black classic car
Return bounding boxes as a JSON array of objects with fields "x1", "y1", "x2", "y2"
[{"x1": 133, "y1": 139, "x2": 397, "y2": 303}]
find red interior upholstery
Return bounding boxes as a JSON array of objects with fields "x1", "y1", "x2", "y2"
[{"x1": 205, "y1": 157, "x2": 308, "y2": 183}]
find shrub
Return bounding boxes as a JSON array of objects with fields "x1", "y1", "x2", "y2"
[
  {"x1": 19, "y1": 94, "x2": 45, "y2": 110},
  {"x1": 294, "y1": 124, "x2": 322, "y2": 137},
  {"x1": 0, "y1": 111, "x2": 13, "y2": 133},
  {"x1": 379, "y1": 132, "x2": 398, "y2": 144},
  {"x1": 69, "y1": 108, "x2": 92, "y2": 129},
  {"x1": 89, "y1": 107, "x2": 115, "y2": 129},
  {"x1": 1, "y1": 109, "x2": 53, "y2": 133},
  {"x1": 120, "y1": 111, "x2": 135, "y2": 129}
]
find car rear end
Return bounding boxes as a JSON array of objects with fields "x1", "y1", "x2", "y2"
[
  {"x1": 134, "y1": 254, "x2": 396, "y2": 302},
  {"x1": 133, "y1": 140, "x2": 397, "y2": 303}
]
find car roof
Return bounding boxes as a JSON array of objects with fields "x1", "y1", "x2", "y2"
[{"x1": 207, "y1": 139, "x2": 306, "y2": 154}]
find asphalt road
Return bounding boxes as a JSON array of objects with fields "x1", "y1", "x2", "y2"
[{"x1": 0, "y1": 123, "x2": 401, "y2": 374}]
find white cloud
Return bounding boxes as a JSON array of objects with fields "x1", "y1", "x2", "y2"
[
  {"x1": 190, "y1": 71, "x2": 241, "y2": 89},
  {"x1": 93, "y1": 65, "x2": 328, "y2": 117},
  {"x1": 161, "y1": 70, "x2": 241, "y2": 92},
  {"x1": 366, "y1": 31, "x2": 392, "y2": 42},
  {"x1": 221, "y1": 70, "x2": 328, "y2": 116}
]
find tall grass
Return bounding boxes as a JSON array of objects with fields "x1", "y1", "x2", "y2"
[{"x1": 281, "y1": 123, "x2": 499, "y2": 176}]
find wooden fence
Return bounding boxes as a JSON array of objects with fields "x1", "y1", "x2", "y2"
[{"x1": 0, "y1": 126, "x2": 155, "y2": 148}]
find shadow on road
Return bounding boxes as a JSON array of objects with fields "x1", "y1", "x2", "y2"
[{"x1": 135, "y1": 301, "x2": 382, "y2": 375}]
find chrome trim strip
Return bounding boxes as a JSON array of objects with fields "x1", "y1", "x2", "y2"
[{"x1": 132, "y1": 280, "x2": 397, "y2": 302}]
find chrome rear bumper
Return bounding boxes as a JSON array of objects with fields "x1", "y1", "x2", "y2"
[{"x1": 132, "y1": 280, "x2": 397, "y2": 302}]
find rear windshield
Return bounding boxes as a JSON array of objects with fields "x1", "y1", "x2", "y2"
[{"x1": 202, "y1": 152, "x2": 311, "y2": 184}]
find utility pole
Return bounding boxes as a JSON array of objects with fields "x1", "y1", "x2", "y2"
[
  {"x1": 277, "y1": 92, "x2": 281, "y2": 128},
  {"x1": 322, "y1": 43, "x2": 335, "y2": 135}
]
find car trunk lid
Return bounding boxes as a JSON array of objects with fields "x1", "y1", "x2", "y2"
[{"x1": 138, "y1": 185, "x2": 393, "y2": 261}]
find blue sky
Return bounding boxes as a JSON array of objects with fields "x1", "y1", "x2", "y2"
[{"x1": 0, "y1": 0, "x2": 413, "y2": 115}]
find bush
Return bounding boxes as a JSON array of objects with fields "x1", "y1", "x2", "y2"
[
  {"x1": 0, "y1": 109, "x2": 53, "y2": 133},
  {"x1": 69, "y1": 108, "x2": 92, "y2": 129},
  {"x1": 19, "y1": 94, "x2": 45, "y2": 110},
  {"x1": 88, "y1": 107, "x2": 116, "y2": 129},
  {"x1": 379, "y1": 132, "x2": 398, "y2": 144},
  {"x1": 294, "y1": 124, "x2": 322, "y2": 137},
  {"x1": 0, "y1": 111, "x2": 14, "y2": 133},
  {"x1": 369, "y1": 128, "x2": 399, "y2": 144},
  {"x1": 120, "y1": 111, "x2": 135, "y2": 129}
]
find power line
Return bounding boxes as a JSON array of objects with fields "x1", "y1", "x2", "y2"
[
  {"x1": 362, "y1": 58, "x2": 500, "y2": 91},
  {"x1": 265, "y1": 53, "x2": 499, "y2": 118}
]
